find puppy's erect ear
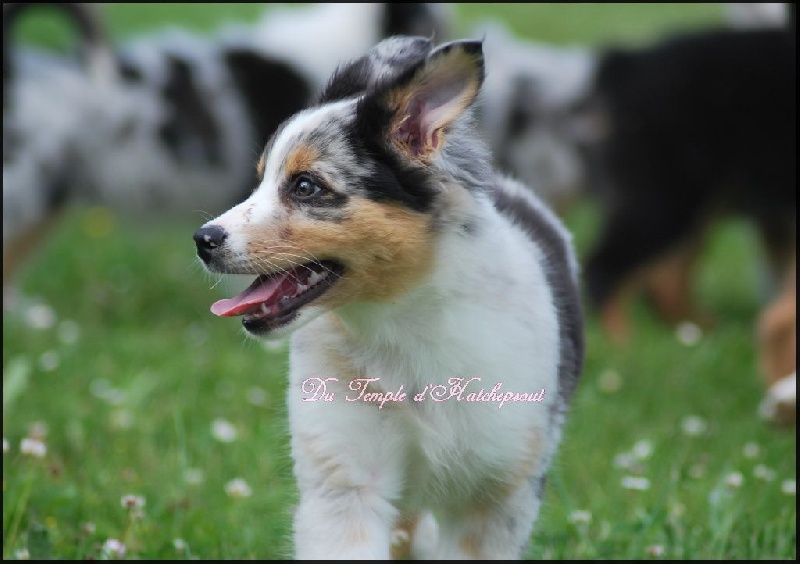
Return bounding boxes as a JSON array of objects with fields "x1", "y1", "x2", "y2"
[{"x1": 380, "y1": 40, "x2": 484, "y2": 160}]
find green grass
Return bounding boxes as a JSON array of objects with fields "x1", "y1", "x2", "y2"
[{"x1": 4, "y1": 3, "x2": 795, "y2": 560}]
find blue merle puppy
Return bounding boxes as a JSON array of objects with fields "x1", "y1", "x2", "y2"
[{"x1": 194, "y1": 35, "x2": 584, "y2": 559}]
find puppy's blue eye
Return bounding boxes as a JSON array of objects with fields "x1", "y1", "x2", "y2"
[{"x1": 293, "y1": 177, "x2": 322, "y2": 199}]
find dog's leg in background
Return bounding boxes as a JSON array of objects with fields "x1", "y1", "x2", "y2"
[
  {"x1": 757, "y1": 258, "x2": 796, "y2": 426},
  {"x1": 757, "y1": 217, "x2": 796, "y2": 291},
  {"x1": 2, "y1": 212, "x2": 63, "y2": 292},
  {"x1": 755, "y1": 219, "x2": 795, "y2": 426},
  {"x1": 585, "y1": 201, "x2": 704, "y2": 342},
  {"x1": 3, "y1": 2, "x2": 113, "y2": 297},
  {"x1": 598, "y1": 279, "x2": 637, "y2": 343},
  {"x1": 640, "y1": 236, "x2": 713, "y2": 329}
]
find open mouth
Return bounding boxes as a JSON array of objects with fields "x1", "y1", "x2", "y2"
[{"x1": 210, "y1": 260, "x2": 344, "y2": 333}]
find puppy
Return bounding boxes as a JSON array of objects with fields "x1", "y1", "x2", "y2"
[
  {"x1": 579, "y1": 25, "x2": 796, "y2": 341},
  {"x1": 194, "y1": 36, "x2": 583, "y2": 559},
  {"x1": 2, "y1": 3, "x2": 452, "y2": 292}
]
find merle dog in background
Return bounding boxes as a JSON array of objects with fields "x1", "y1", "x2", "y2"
[{"x1": 2, "y1": 2, "x2": 452, "y2": 289}]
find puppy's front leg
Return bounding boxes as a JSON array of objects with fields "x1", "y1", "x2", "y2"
[
  {"x1": 433, "y1": 474, "x2": 543, "y2": 559},
  {"x1": 293, "y1": 484, "x2": 397, "y2": 559},
  {"x1": 289, "y1": 398, "x2": 406, "y2": 559}
]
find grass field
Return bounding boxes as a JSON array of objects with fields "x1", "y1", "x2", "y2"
[{"x1": 3, "y1": 3, "x2": 796, "y2": 560}]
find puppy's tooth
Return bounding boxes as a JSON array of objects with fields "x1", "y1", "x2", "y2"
[
  {"x1": 261, "y1": 303, "x2": 269, "y2": 314},
  {"x1": 297, "y1": 284, "x2": 309, "y2": 293},
  {"x1": 308, "y1": 272, "x2": 321, "y2": 285}
]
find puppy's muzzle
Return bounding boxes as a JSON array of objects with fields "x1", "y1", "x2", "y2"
[{"x1": 193, "y1": 225, "x2": 227, "y2": 263}]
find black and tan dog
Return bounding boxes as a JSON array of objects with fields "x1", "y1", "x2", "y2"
[{"x1": 580, "y1": 24, "x2": 796, "y2": 341}]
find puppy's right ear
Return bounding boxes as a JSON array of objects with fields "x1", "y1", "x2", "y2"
[{"x1": 368, "y1": 40, "x2": 485, "y2": 162}]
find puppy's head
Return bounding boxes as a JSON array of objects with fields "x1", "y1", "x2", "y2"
[{"x1": 194, "y1": 36, "x2": 487, "y2": 339}]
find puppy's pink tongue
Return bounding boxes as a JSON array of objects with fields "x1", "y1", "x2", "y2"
[{"x1": 211, "y1": 274, "x2": 290, "y2": 317}]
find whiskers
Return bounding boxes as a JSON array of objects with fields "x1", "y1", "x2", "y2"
[
  {"x1": 186, "y1": 252, "x2": 226, "y2": 291},
  {"x1": 194, "y1": 209, "x2": 216, "y2": 222},
  {"x1": 208, "y1": 271, "x2": 226, "y2": 290},
  {"x1": 247, "y1": 244, "x2": 347, "y2": 284}
]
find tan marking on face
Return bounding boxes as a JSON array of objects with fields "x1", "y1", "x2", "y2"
[
  {"x1": 243, "y1": 196, "x2": 435, "y2": 307},
  {"x1": 283, "y1": 144, "x2": 320, "y2": 179}
]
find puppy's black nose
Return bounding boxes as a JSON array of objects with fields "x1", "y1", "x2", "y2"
[{"x1": 193, "y1": 225, "x2": 227, "y2": 260}]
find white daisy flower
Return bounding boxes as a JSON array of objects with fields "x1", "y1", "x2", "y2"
[
  {"x1": 102, "y1": 539, "x2": 126, "y2": 559},
  {"x1": 24, "y1": 303, "x2": 56, "y2": 330},
  {"x1": 121, "y1": 494, "x2": 146, "y2": 510},
  {"x1": 681, "y1": 415, "x2": 707, "y2": 436},
  {"x1": 725, "y1": 471, "x2": 744, "y2": 488},
  {"x1": 753, "y1": 464, "x2": 776, "y2": 482},
  {"x1": 211, "y1": 418, "x2": 237, "y2": 443},
  {"x1": 225, "y1": 478, "x2": 252, "y2": 498},
  {"x1": 39, "y1": 351, "x2": 60, "y2": 372},
  {"x1": 633, "y1": 439, "x2": 653, "y2": 460},
  {"x1": 20, "y1": 437, "x2": 46, "y2": 458},
  {"x1": 675, "y1": 321, "x2": 702, "y2": 346},
  {"x1": 742, "y1": 442, "x2": 760, "y2": 459},
  {"x1": 568, "y1": 509, "x2": 592, "y2": 524},
  {"x1": 613, "y1": 452, "x2": 635, "y2": 469},
  {"x1": 621, "y1": 476, "x2": 650, "y2": 491}
]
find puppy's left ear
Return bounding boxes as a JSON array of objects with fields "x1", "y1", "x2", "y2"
[{"x1": 381, "y1": 40, "x2": 484, "y2": 161}]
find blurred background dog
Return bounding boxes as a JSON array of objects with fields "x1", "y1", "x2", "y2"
[
  {"x1": 580, "y1": 23, "x2": 795, "y2": 336},
  {"x1": 2, "y1": 2, "x2": 452, "y2": 290},
  {"x1": 578, "y1": 6, "x2": 795, "y2": 425}
]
